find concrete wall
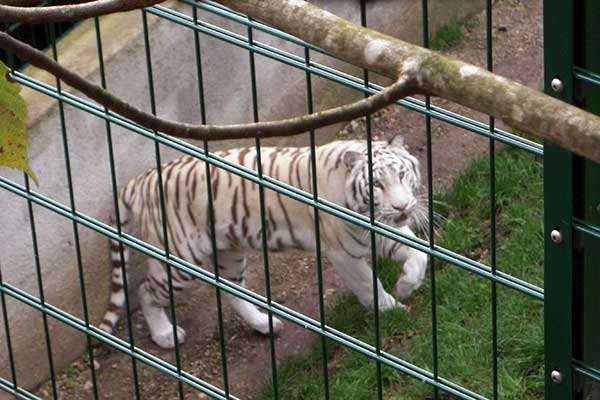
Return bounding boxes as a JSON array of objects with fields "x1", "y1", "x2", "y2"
[{"x1": 0, "y1": 0, "x2": 483, "y2": 390}]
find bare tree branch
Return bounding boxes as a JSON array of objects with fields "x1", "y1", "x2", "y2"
[
  {"x1": 216, "y1": 0, "x2": 600, "y2": 164},
  {"x1": 2, "y1": 0, "x2": 600, "y2": 162},
  {"x1": 0, "y1": 0, "x2": 94, "y2": 6},
  {"x1": 0, "y1": 0, "x2": 72, "y2": 6},
  {"x1": 0, "y1": 31, "x2": 416, "y2": 140},
  {"x1": 0, "y1": 0, "x2": 164, "y2": 22}
]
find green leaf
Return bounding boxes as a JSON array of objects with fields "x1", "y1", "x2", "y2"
[{"x1": 0, "y1": 60, "x2": 36, "y2": 183}]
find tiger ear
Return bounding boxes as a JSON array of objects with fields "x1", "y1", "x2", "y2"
[
  {"x1": 342, "y1": 150, "x2": 362, "y2": 170},
  {"x1": 388, "y1": 135, "x2": 405, "y2": 148}
]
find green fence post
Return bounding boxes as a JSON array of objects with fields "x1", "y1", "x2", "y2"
[
  {"x1": 545, "y1": 0, "x2": 600, "y2": 398},
  {"x1": 543, "y1": 0, "x2": 574, "y2": 399}
]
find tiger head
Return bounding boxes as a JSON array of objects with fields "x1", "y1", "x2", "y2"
[{"x1": 342, "y1": 136, "x2": 421, "y2": 226}]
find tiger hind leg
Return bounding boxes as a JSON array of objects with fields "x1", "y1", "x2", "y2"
[
  {"x1": 139, "y1": 258, "x2": 192, "y2": 349},
  {"x1": 216, "y1": 251, "x2": 283, "y2": 335}
]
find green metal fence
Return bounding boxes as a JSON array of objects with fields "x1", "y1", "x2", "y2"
[
  {"x1": 544, "y1": 1, "x2": 600, "y2": 399},
  {"x1": 0, "y1": 0, "x2": 598, "y2": 399}
]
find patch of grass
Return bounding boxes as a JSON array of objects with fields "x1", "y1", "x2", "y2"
[
  {"x1": 62, "y1": 365, "x2": 79, "y2": 379},
  {"x1": 258, "y1": 148, "x2": 544, "y2": 399},
  {"x1": 430, "y1": 20, "x2": 466, "y2": 51}
]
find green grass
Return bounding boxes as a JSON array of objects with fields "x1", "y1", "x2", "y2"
[
  {"x1": 258, "y1": 148, "x2": 545, "y2": 400},
  {"x1": 430, "y1": 20, "x2": 467, "y2": 51}
]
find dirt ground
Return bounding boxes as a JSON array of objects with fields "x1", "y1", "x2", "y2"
[{"x1": 28, "y1": 0, "x2": 543, "y2": 399}]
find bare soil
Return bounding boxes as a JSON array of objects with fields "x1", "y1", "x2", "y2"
[
  {"x1": 28, "y1": 0, "x2": 543, "y2": 399},
  {"x1": 36, "y1": 252, "x2": 344, "y2": 399}
]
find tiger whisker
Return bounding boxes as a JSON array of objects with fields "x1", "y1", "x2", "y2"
[{"x1": 408, "y1": 201, "x2": 446, "y2": 240}]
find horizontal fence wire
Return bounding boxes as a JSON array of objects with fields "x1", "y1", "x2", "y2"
[
  {"x1": 0, "y1": 281, "x2": 236, "y2": 400},
  {"x1": 149, "y1": 3, "x2": 544, "y2": 157},
  {"x1": 6, "y1": 70, "x2": 545, "y2": 300},
  {"x1": 0, "y1": 377, "x2": 39, "y2": 400},
  {"x1": 0, "y1": 251, "x2": 488, "y2": 399},
  {"x1": 0, "y1": 1, "x2": 548, "y2": 399},
  {"x1": 573, "y1": 218, "x2": 600, "y2": 240},
  {"x1": 573, "y1": 66, "x2": 600, "y2": 88},
  {"x1": 2, "y1": 77, "x2": 542, "y2": 397},
  {"x1": 573, "y1": 360, "x2": 600, "y2": 384},
  {"x1": 1, "y1": 170, "x2": 491, "y2": 400},
  {"x1": 184, "y1": 0, "x2": 539, "y2": 154}
]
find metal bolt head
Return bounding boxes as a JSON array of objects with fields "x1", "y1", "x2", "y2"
[
  {"x1": 551, "y1": 369, "x2": 562, "y2": 384},
  {"x1": 550, "y1": 229, "x2": 563, "y2": 244},
  {"x1": 551, "y1": 78, "x2": 564, "y2": 93}
]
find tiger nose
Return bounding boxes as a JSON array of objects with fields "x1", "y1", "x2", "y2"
[
  {"x1": 392, "y1": 203, "x2": 407, "y2": 211},
  {"x1": 393, "y1": 198, "x2": 416, "y2": 212}
]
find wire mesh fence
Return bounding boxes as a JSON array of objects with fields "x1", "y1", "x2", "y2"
[{"x1": 0, "y1": 0, "x2": 598, "y2": 399}]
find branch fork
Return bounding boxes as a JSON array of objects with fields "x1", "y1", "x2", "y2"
[{"x1": 2, "y1": 0, "x2": 600, "y2": 162}]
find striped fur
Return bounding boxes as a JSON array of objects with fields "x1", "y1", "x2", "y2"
[{"x1": 100, "y1": 138, "x2": 428, "y2": 348}]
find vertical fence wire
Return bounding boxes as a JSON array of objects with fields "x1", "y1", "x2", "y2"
[
  {"x1": 0, "y1": 32, "x2": 19, "y2": 396},
  {"x1": 246, "y1": 20, "x2": 280, "y2": 399},
  {"x1": 93, "y1": 16, "x2": 141, "y2": 399},
  {"x1": 201, "y1": 130, "x2": 232, "y2": 400},
  {"x1": 3, "y1": 37, "x2": 60, "y2": 400},
  {"x1": 304, "y1": 47, "x2": 331, "y2": 400},
  {"x1": 359, "y1": 2, "x2": 383, "y2": 399},
  {"x1": 486, "y1": 1, "x2": 499, "y2": 398},
  {"x1": 192, "y1": 6, "x2": 231, "y2": 398},
  {"x1": 0, "y1": 264, "x2": 18, "y2": 395},
  {"x1": 420, "y1": 1, "x2": 439, "y2": 399},
  {"x1": 141, "y1": 11, "x2": 185, "y2": 399},
  {"x1": 47, "y1": 18, "x2": 100, "y2": 399},
  {"x1": 24, "y1": 172, "x2": 59, "y2": 400}
]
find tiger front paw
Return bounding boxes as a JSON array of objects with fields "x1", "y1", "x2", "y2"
[
  {"x1": 254, "y1": 315, "x2": 283, "y2": 336},
  {"x1": 395, "y1": 278, "x2": 420, "y2": 301},
  {"x1": 378, "y1": 292, "x2": 407, "y2": 312},
  {"x1": 151, "y1": 325, "x2": 186, "y2": 349}
]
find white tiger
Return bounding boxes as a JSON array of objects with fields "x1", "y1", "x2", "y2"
[{"x1": 99, "y1": 137, "x2": 428, "y2": 349}]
